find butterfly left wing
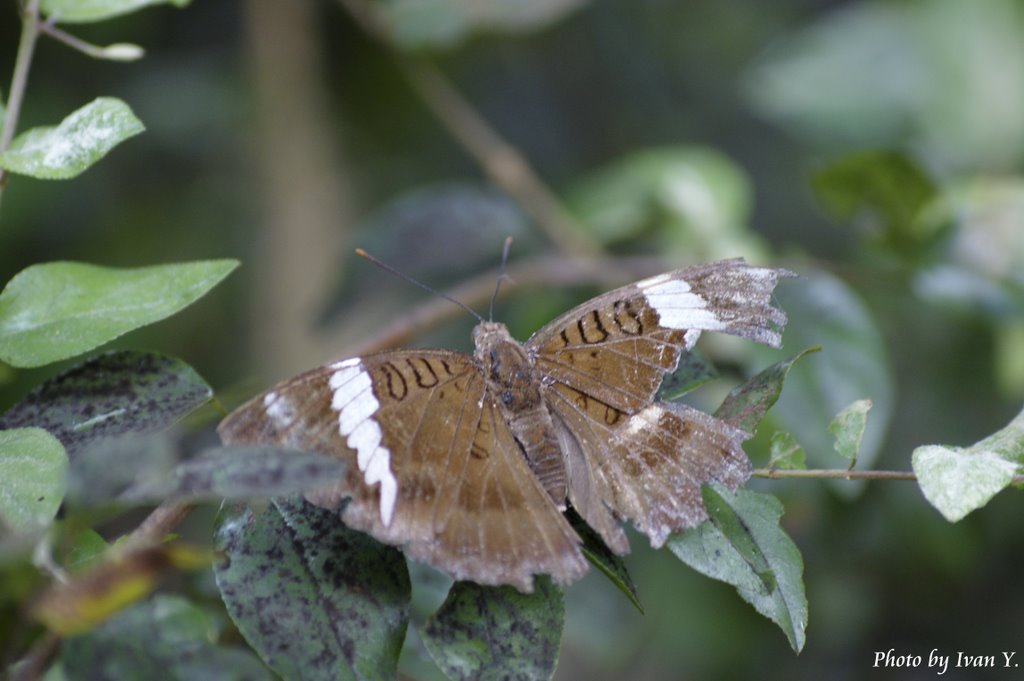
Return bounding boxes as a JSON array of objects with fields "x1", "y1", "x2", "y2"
[
  {"x1": 218, "y1": 350, "x2": 586, "y2": 591},
  {"x1": 527, "y1": 259, "x2": 793, "y2": 550}
]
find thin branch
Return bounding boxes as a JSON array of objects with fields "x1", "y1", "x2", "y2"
[
  {"x1": 334, "y1": 0, "x2": 602, "y2": 258},
  {"x1": 754, "y1": 467, "x2": 1024, "y2": 485},
  {"x1": 120, "y1": 501, "x2": 194, "y2": 551},
  {"x1": 9, "y1": 632, "x2": 59, "y2": 681},
  {"x1": 0, "y1": 0, "x2": 42, "y2": 191},
  {"x1": 347, "y1": 254, "x2": 663, "y2": 355}
]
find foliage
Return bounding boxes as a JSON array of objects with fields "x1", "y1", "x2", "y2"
[{"x1": 3, "y1": 0, "x2": 1024, "y2": 680}]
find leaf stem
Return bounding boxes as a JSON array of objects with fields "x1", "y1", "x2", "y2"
[
  {"x1": 1, "y1": 0, "x2": 42, "y2": 193},
  {"x1": 753, "y1": 467, "x2": 1024, "y2": 485}
]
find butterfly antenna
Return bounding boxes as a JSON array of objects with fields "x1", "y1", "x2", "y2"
[
  {"x1": 355, "y1": 248, "x2": 485, "y2": 323},
  {"x1": 488, "y1": 236, "x2": 514, "y2": 321}
]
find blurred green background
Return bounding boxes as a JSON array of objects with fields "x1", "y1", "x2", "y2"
[{"x1": 3, "y1": 0, "x2": 1024, "y2": 679}]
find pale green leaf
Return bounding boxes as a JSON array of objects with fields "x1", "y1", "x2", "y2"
[
  {"x1": 41, "y1": 0, "x2": 190, "y2": 23},
  {"x1": 0, "y1": 98, "x2": 144, "y2": 179},
  {"x1": 0, "y1": 427, "x2": 68, "y2": 533},
  {"x1": 828, "y1": 398, "x2": 872, "y2": 465},
  {"x1": 422, "y1": 577, "x2": 565, "y2": 681},
  {"x1": 214, "y1": 496, "x2": 410, "y2": 681},
  {"x1": 912, "y1": 406, "x2": 1024, "y2": 522},
  {"x1": 768, "y1": 431, "x2": 806, "y2": 470},
  {"x1": 668, "y1": 484, "x2": 807, "y2": 652},
  {"x1": 0, "y1": 260, "x2": 238, "y2": 367}
]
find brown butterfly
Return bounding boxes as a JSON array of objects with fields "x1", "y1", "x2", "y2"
[{"x1": 218, "y1": 259, "x2": 793, "y2": 591}]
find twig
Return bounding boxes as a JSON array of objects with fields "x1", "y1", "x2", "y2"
[
  {"x1": 0, "y1": 0, "x2": 42, "y2": 192},
  {"x1": 120, "y1": 501, "x2": 194, "y2": 551},
  {"x1": 334, "y1": 0, "x2": 602, "y2": 258},
  {"x1": 754, "y1": 467, "x2": 1024, "y2": 485},
  {"x1": 9, "y1": 632, "x2": 59, "y2": 681},
  {"x1": 348, "y1": 254, "x2": 664, "y2": 355}
]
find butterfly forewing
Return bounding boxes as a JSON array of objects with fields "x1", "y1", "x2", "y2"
[{"x1": 218, "y1": 350, "x2": 586, "y2": 592}]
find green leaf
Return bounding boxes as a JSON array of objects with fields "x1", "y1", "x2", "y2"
[
  {"x1": 768, "y1": 431, "x2": 806, "y2": 470},
  {"x1": 41, "y1": 0, "x2": 191, "y2": 23},
  {"x1": 0, "y1": 259, "x2": 237, "y2": 367},
  {"x1": 422, "y1": 577, "x2": 565, "y2": 681},
  {"x1": 0, "y1": 98, "x2": 144, "y2": 179},
  {"x1": 811, "y1": 151, "x2": 938, "y2": 253},
  {"x1": 121, "y1": 445, "x2": 348, "y2": 503},
  {"x1": 60, "y1": 595, "x2": 272, "y2": 681},
  {"x1": 0, "y1": 351, "x2": 213, "y2": 458},
  {"x1": 912, "y1": 406, "x2": 1024, "y2": 522},
  {"x1": 567, "y1": 146, "x2": 761, "y2": 259},
  {"x1": 213, "y1": 496, "x2": 410, "y2": 681},
  {"x1": 668, "y1": 484, "x2": 807, "y2": 652},
  {"x1": 753, "y1": 269, "x2": 893, "y2": 477},
  {"x1": 65, "y1": 528, "x2": 109, "y2": 574},
  {"x1": 0, "y1": 428, "x2": 68, "y2": 533},
  {"x1": 715, "y1": 346, "x2": 820, "y2": 433},
  {"x1": 566, "y1": 510, "x2": 642, "y2": 614},
  {"x1": 828, "y1": 399, "x2": 872, "y2": 466},
  {"x1": 656, "y1": 350, "x2": 717, "y2": 402},
  {"x1": 381, "y1": 0, "x2": 587, "y2": 50}
]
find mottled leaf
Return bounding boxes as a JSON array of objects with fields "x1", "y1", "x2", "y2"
[
  {"x1": 0, "y1": 259, "x2": 237, "y2": 367},
  {"x1": 0, "y1": 427, "x2": 68, "y2": 533},
  {"x1": 381, "y1": 0, "x2": 586, "y2": 50},
  {"x1": 422, "y1": 577, "x2": 565, "y2": 681},
  {"x1": 214, "y1": 496, "x2": 410, "y2": 681},
  {"x1": 567, "y1": 509, "x2": 642, "y2": 613},
  {"x1": 0, "y1": 98, "x2": 144, "y2": 179},
  {"x1": 60, "y1": 595, "x2": 271, "y2": 681},
  {"x1": 715, "y1": 346, "x2": 820, "y2": 433},
  {"x1": 41, "y1": 0, "x2": 191, "y2": 23},
  {"x1": 656, "y1": 350, "x2": 717, "y2": 402},
  {"x1": 768, "y1": 431, "x2": 806, "y2": 470},
  {"x1": 33, "y1": 544, "x2": 208, "y2": 636},
  {"x1": 668, "y1": 484, "x2": 807, "y2": 652},
  {"x1": 912, "y1": 406, "x2": 1024, "y2": 522},
  {"x1": 0, "y1": 351, "x2": 212, "y2": 458},
  {"x1": 828, "y1": 399, "x2": 872, "y2": 466},
  {"x1": 122, "y1": 445, "x2": 348, "y2": 503}
]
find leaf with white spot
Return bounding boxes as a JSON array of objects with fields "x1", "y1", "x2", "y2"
[
  {"x1": 912, "y1": 406, "x2": 1024, "y2": 522},
  {"x1": 768, "y1": 431, "x2": 806, "y2": 470},
  {"x1": 668, "y1": 484, "x2": 807, "y2": 653},
  {"x1": 0, "y1": 98, "x2": 144, "y2": 179},
  {"x1": 213, "y1": 496, "x2": 410, "y2": 681},
  {"x1": 0, "y1": 259, "x2": 237, "y2": 368},
  {"x1": 0, "y1": 427, "x2": 68, "y2": 533},
  {"x1": 828, "y1": 398, "x2": 872, "y2": 466}
]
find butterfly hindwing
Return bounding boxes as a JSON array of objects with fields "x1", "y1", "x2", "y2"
[
  {"x1": 218, "y1": 350, "x2": 586, "y2": 591},
  {"x1": 528, "y1": 260, "x2": 792, "y2": 551}
]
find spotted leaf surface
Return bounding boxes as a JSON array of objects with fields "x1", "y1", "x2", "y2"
[
  {"x1": 421, "y1": 577, "x2": 565, "y2": 681},
  {"x1": 213, "y1": 496, "x2": 410, "y2": 681},
  {"x1": 0, "y1": 351, "x2": 212, "y2": 458},
  {"x1": 715, "y1": 346, "x2": 820, "y2": 433},
  {"x1": 0, "y1": 98, "x2": 143, "y2": 179}
]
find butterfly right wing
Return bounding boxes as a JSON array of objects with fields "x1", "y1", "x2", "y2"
[{"x1": 218, "y1": 350, "x2": 586, "y2": 591}]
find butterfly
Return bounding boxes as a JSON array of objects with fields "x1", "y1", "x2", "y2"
[{"x1": 218, "y1": 258, "x2": 793, "y2": 591}]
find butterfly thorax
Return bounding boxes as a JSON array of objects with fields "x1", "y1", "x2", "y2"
[{"x1": 472, "y1": 322, "x2": 568, "y2": 507}]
